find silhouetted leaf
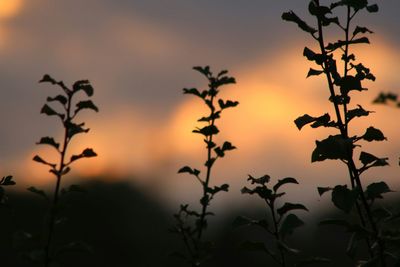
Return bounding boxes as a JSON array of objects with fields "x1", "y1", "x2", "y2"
[
  {"x1": 277, "y1": 203, "x2": 308, "y2": 216},
  {"x1": 326, "y1": 38, "x2": 370, "y2": 52},
  {"x1": 312, "y1": 135, "x2": 353, "y2": 162},
  {"x1": 317, "y1": 187, "x2": 332, "y2": 196},
  {"x1": 373, "y1": 92, "x2": 397, "y2": 104},
  {"x1": 41, "y1": 104, "x2": 60, "y2": 117},
  {"x1": 66, "y1": 122, "x2": 89, "y2": 139},
  {"x1": 295, "y1": 114, "x2": 315, "y2": 130},
  {"x1": 362, "y1": 127, "x2": 386, "y2": 142},
  {"x1": 359, "y1": 151, "x2": 388, "y2": 169},
  {"x1": 279, "y1": 214, "x2": 304, "y2": 237},
  {"x1": 346, "y1": 105, "x2": 370, "y2": 122},
  {"x1": 36, "y1": 137, "x2": 60, "y2": 150},
  {"x1": 273, "y1": 177, "x2": 298, "y2": 192},
  {"x1": 307, "y1": 68, "x2": 324, "y2": 78},
  {"x1": 282, "y1": 11, "x2": 317, "y2": 34},
  {"x1": 39, "y1": 74, "x2": 56, "y2": 84},
  {"x1": 183, "y1": 88, "x2": 203, "y2": 98},
  {"x1": 27, "y1": 186, "x2": 48, "y2": 200},
  {"x1": 353, "y1": 26, "x2": 373, "y2": 37},
  {"x1": 193, "y1": 66, "x2": 211, "y2": 77},
  {"x1": 178, "y1": 166, "x2": 200, "y2": 176},
  {"x1": 366, "y1": 4, "x2": 378, "y2": 13},
  {"x1": 47, "y1": 95, "x2": 67, "y2": 105},
  {"x1": 33, "y1": 155, "x2": 56, "y2": 168},
  {"x1": 339, "y1": 75, "x2": 364, "y2": 94},
  {"x1": 75, "y1": 100, "x2": 99, "y2": 114},
  {"x1": 70, "y1": 148, "x2": 97, "y2": 163},
  {"x1": 0, "y1": 175, "x2": 15, "y2": 186},
  {"x1": 365, "y1": 182, "x2": 391, "y2": 200},
  {"x1": 193, "y1": 125, "x2": 219, "y2": 136},
  {"x1": 73, "y1": 80, "x2": 93, "y2": 96},
  {"x1": 218, "y1": 99, "x2": 239, "y2": 109},
  {"x1": 207, "y1": 184, "x2": 229, "y2": 194},
  {"x1": 332, "y1": 185, "x2": 357, "y2": 213},
  {"x1": 247, "y1": 174, "x2": 270, "y2": 185}
]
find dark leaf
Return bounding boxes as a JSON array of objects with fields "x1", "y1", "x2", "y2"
[
  {"x1": 41, "y1": 104, "x2": 59, "y2": 117},
  {"x1": 353, "y1": 26, "x2": 374, "y2": 37},
  {"x1": 294, "y1": 114, "x2": 315, "y2": 130},
  {"x1": 361, "y1": 127, "x2": 386, "y2": 142},
  {"x1": 183, "y1": 88, "x2": 202, "y2": 98},
  {"x1": 178, "y1": 166, "x2": 200, "y2": 176},
  {"x1": 366, "y1": 4, "x2": 378, "y2": 13},
  {"x1": 317, "y1": 187, "x2": 332, "y2": 196},
  {"x1": 307, "y1": 68, "x2": 324, "y2": 78},
  {"x1": 0, "y1": 175, "x2": 15, "y2": 186},
  {"x1": 75, "y1": 100, "x2": 99, "y2": 114},
  {"x1": 193, "y1": 66, "x2": 211, "y2": 77},
  {"x1": 27, "y1": 186, "x2": 48, "y2": 200},
  {"x1": 339, "y1": 75, "x2": 364, "y2": 94},
  {"x1": 365, "y1": 182, "x2": 392, "y2": 200},
  {"x1": 218, "y1": 99, "x2": 239, "y2": 109},
  {"x1": 39, "y1": 74, "x2": 56, "y2": 84},
  {"x1": 47, "y1": 95, "x2": 67, "y2": 105},
  {"x1": 70, "y1": 148, "x2": 97, "y2": 163},
  {"x1": 277, "y1": 203, "x2": 308, "y2": 216},
  {"x1": 279, "y1": 214, "x2": 304, "y2": 237},
  {"x1": 346, "y1": 105, "x2": 370, "y2": 122},
  {"x1": 193, "y1": 125, "x2": 219, "y2": 136},
  {"x1": 273, "y1": 177, "x2": 298, "y2": 192},
  {"x1": 66, "y1": 122, "x2": 89, "y2": 139},
  {"x1": 33, "y1": 155, "x2": 56, "y2": 168},
  {"x1": 312, "y1": 135, "x2": 353, "y2": 162},
  {"x1": 36, "y1": 137, "x2": 60, "y2": 150},
  {"x1": 282, "y1": 11, "x2": 317, "y2": 34},
  {"x1": 247, "y1": 174, "x2": 270, "y2": 185},
  {"x1": 332, "y1": 185, "x2": 357, "y2": 213},
  {"x1": 73, "y1": 80, "x2": 94, "y2": 96}
]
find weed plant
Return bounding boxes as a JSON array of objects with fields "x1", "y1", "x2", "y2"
[
  {"x1": 234, "y1": 174, "x2": 329, "y2": 266},
  {"x1": 24, "y1": 75, "x2": 98, "y2": 266},
  {"x1": 171, "y1": 66, "x2": 238, "y2": 266},
  {"x1": 283, "y1": 1, "x2": 399, "y2": 265},
  {"x1": 0, "y1": 175, "x2": 15, "y2": 205}
]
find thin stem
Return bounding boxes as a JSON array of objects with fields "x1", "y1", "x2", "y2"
[
  {"x1": 197, "y1": 93, "x2": 216, "y2": 242},
  {"x1": 44, "y1": 93, "x2": 72, "y2": 267},
  {"x1": 269, "y1": 200, "x2": 286, "y2": 267}
]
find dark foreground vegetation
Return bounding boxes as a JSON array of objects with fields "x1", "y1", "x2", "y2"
[{"x1": 1, "y1": 180, "x2": 399, "y2": 267}]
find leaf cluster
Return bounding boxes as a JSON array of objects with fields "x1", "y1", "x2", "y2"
[{"x1": 236, "y1": 175, "x2": 327, "y2": 266}]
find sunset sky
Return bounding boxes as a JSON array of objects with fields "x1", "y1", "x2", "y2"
[{"x1": 0, "y1": 0, "x2": 399, "y2": 213}]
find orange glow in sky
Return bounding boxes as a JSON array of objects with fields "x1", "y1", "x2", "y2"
[{"x1": 0, "y1": 0, "x2": 22, "y2": 19}]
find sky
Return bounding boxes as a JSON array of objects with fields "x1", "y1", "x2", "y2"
[{"x1": 0, "y1": 0, "x2": 399, "y2": 213}]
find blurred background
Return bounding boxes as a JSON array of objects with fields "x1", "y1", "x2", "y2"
[{"x1": 0, "y1": 0, "x2": 399, "y2": 266}]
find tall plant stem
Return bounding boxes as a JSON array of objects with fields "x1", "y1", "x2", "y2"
[
  {"x1": 197, "y1": 94, "x2": 216, "y2": 242},
  {"x1": 269, "y1": 201, "x2": 286, "y2": 267},
  {"x1": 314, "y1": 1, "x2": 386, "y2": 265},
  {"x1": 44, "y1": 94, "x2": 72, "y2": 267}
]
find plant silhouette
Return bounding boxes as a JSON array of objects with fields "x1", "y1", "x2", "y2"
[
  {"x1": 0, "y1": 175, "x2": 15, "y2": 206},
  {"x1": 171, "y1": 66, "x2": 238, "y2": 266},
  {"x1": 27, "y1": 75, "x2": 98, "y2": 267},
  {"x1": 283, "y1": 1, "x2": 399, "y2": 266},
  {"x1": 234, "y1": 174, "x2": 330, "y2": 266}
]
